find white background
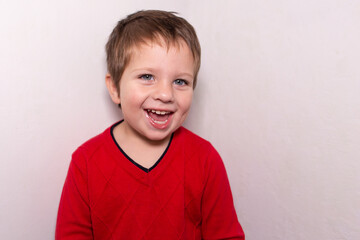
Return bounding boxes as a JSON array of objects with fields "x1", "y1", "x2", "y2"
[{"x1": 1, "y1": 0, "x2": 359, "y2": 239}]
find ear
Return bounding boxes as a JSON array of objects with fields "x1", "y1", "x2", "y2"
[{"x1": 105, "y1": 74, "x2": 121, "y2": 104}]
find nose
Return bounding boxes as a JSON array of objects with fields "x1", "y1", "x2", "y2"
[{"x1": 153, "y1": 81, "x2": 174, "y2": 103}]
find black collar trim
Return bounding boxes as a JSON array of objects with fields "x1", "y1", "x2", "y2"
[{"x1": 110, "y1": 120, "x2": 174, "y2": 173}]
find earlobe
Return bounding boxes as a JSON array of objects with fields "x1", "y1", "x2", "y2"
[{"x1": 105, "y1": 74, "x2": 121, "y2": 104}]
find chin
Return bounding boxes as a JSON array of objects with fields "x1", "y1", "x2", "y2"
[{"x1": 143, "y1": 130, "x2": 173, "y2": 143}]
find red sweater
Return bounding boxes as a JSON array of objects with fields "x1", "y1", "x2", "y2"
[{"x1": 56, "y1": 123, "x2": 245, "y2": 239}]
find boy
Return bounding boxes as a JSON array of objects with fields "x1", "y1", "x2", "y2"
[{"x1": 56, "y1": 10, "x2": 245, "y2": 240}]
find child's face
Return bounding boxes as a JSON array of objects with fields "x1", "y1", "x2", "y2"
[{"x1": 107, "y1": 39, "x2": 195, "y2": 143}]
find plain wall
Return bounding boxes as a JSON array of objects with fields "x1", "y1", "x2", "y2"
[{"x1": 1, "y1": 0, "x2": 359, "y2": 239}]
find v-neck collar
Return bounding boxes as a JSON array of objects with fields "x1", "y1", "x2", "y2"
[{"x1": 109, "y1": 120, "x2": 174, "y2": 173}]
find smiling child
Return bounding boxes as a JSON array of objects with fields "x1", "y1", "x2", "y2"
[{"x1": 56, "y1": 10, "x2": 245, "y2": 240}]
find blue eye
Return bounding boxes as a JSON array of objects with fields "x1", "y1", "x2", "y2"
[
  {"x1": 140, "y1": 74, "x2": 154, "y2": 81},
  {"x1": 174, "y1": 79, "x2": 187, "y2": 86}
]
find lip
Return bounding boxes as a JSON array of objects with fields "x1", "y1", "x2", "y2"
[{"x1": 145, "y1": 109, "x2": 174, "y2": 129}]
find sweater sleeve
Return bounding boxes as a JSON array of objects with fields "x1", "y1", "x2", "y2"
[
  {"x1": 201, "y1": 145, "x2": 245, "y2": 240},
  {"x1": 55, "y1": 148, "x2": 93, "y2": 240}
]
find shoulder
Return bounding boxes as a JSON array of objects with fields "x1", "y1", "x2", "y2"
[
  {"x1": 71, "y1": 124, "x2": 114, "y2": 164},
  {"x1": 175, "y1": 126, "x2": 215, "y2": 154},
  {"x1": 174, "y1": 126, "x2": 221, "y2": 168}
]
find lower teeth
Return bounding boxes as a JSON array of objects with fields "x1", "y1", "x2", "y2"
[
  {"x1": 146, "y1": 111, "x2": 169, "y2": 125},
  {"x1": 153, "y1": 119, "x2": 167, "y2": 124}
]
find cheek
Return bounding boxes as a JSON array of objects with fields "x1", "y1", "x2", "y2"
[
  {"x1": 121, "y1": 94, "x2": 143, "y2": 110},
  {"x1": 120, "y1": 84, "x2": 143, "y2": 105},
  {"x1": 178, "y1": 92, "x2": 193, "y2": 112}
]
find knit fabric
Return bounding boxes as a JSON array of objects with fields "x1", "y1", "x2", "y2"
[{"x1": 56, "y1": 122, "x2": 245, "y2": 239}]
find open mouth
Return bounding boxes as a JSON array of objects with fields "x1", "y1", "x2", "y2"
[{"x1": 145, "y1": 109, "x2": 173, "y2": 127}]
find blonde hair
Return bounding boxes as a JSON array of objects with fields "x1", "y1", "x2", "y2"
[{"x1": 105, "y1": 10, "x2": 201, "y2": 89}]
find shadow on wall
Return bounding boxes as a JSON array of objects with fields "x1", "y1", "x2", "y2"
[{"x1": 183, "y1": 71, "x2": 208, "y2": 133}]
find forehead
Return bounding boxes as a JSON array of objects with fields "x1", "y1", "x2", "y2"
[
  {"x1": 129, "y1": 36, "x2": 191, "y2": 57},
  {"x1": 126, "y1": 38, "x2": 195, "y2": 72}
]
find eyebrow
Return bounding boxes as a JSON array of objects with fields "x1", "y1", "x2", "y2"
[{"x1": 131, "y1": 68, "x2": 194, "y2": 79}]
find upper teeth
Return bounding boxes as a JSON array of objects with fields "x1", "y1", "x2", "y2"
[{"x1": 148, "y1": 109, "x2": 170, "y2": 115}]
